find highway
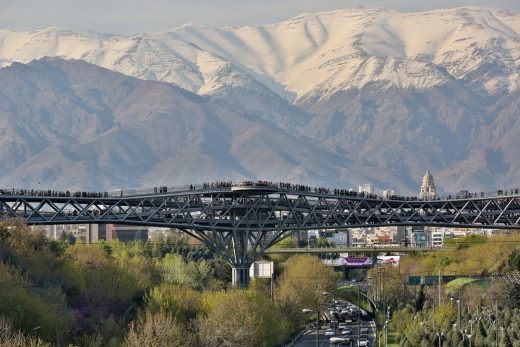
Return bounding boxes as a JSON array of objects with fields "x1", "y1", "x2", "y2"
[{"x1": 292, "y1": 301, "x2": 376, "y2": 347}]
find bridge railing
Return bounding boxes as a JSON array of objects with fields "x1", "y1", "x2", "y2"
[{"x1": 2, "y1": 181, "x2": 520, "y2": 202}]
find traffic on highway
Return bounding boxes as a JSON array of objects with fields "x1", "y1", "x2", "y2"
[{"x1": 293, "y1": 299, "x2": 376, "y2": 347}]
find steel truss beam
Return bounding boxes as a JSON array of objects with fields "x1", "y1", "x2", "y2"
[{"x1": 2, "y1": 188, "x2": 520, "y2": 287}]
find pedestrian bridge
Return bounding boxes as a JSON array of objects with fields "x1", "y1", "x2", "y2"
[{"x1": 1, "y1": 181, "x2": 519, "y2": 287}]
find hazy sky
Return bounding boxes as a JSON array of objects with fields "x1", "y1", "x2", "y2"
[{"x1": 1, "y1": 0, "x2": 519, "y2": 34}]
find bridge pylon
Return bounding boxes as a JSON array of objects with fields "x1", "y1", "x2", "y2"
[{"x1": 186, "y1": 228, "x2": 287, "y2": 288}]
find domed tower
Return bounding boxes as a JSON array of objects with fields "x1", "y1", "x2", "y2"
[{"x1": 419, "y1": 170, "x2": 438, "y2": 200}]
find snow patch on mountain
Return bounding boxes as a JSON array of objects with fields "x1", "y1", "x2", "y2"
[{"x1": 1, "y1": 7, "x2": 519, "y2": 100}]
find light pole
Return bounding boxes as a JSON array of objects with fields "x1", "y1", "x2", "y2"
[
  {"x1": 384, "y1": 306, "x2": 390, "y2": 347},
  {"x1": 358, "y1": 284, "x2": 362, "y2": 346},
  {"x1": 457, "y1": 299, "x2": 461, "y2": 329},
  {"x1": 465, "y1": 330, "x2": 472, "y2": 347},
  {"x1": 436, "y1": 332, "x2": 444, "y2": 347}
]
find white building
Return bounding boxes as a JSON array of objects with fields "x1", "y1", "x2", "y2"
[
  {"x1": 382, "y1": 189, "x2": 398, "y2": 199},
  {"x1": 430, "y1": 228, "x2": 445, "y2": 247},
  {"x1": 358, "y1": 183, "x2": 373, "y2": 194},
  {"x1": 419, "y1": 170, "x2": 438, "y2": 200}
]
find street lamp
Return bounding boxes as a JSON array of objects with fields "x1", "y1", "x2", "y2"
[
  {"x1": 456, "y1": 299, "x2": 461, "y2": 329},
  {"x1": 465, "y1": 330, "x2": 472, "y2": 347},
  {"x1": 436, "y1": 332, "x2": 444, "y2": 347},
  {"x1": 302, "y1": 308, "x2": 320, "y2": 347},
  {"x1": 384, "y1": 306, "x2": 391, "y2": 347}
]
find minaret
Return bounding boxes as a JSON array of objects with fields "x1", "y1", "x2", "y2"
[{"x1": 419, "y1": 170, "x2": 438, "y2": 200}]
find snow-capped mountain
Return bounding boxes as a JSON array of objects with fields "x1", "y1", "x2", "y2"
[
  {"x1": 1, "y1": 7, "x2": 518, "y2": 99},
  {"x1": 1, "y1": 7, "x2": 520, "y2": 193}
]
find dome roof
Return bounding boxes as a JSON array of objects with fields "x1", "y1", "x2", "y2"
[{"x1": 420, "y1": 170, "x2": 437, "y2": 199}]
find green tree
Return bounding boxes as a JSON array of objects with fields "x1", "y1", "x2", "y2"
[
  {"x1": 145, "y1": 284, "x2": 202, "y2": 323},
  {"x1": 276, "y1": 255, "x2": 339, "y2": 313},
  {"x1": 0, "y1": 316, "x2": 50, "y2": 347},
  {"x1": 267, "y1": 235, "x2": 297, "y2": 265},
  {"x1": 123, "y1": 310, "x2": 194, "y2": 347},
  {"x1": 197, "y1": 290, "x2": 291, "y2": 347},
  {"x1": 158, "y1": 253, "x2": 213, "y2": 290}
]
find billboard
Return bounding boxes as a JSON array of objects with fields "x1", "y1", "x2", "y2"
[
  {"x1": 377, "y1": 256, "x2": 400, "y2": 266},
  {"x1": 249, "y1": 261, "x2": 274, "y2": 278},
  {"x1": 323, "y1": 256, "x2": 373, "y2": 267}
]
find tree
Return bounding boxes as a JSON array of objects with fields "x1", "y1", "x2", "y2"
[
  {"x1": 197, "y1": 290, "x2": 291, "y2": 347},
  {"x1": 415, "y1": 285, "x2": 426, "y2": 312},
  {"x1": 145, "y1": 284, "x2": 202, "y2": 323},
  {"x1": 123, "y1": 310, "x2": 194, "y2": 347},
  {"x1": 500, "y1": 332, "x2": 513, "y2": 347},
  {"x1": 367, "y1": 265, "x2": 406, "y2": 308},
  {"x1": 276, "y1": 255, "x2": 339, "y2": 314},
  {"x1": 0, "y1": 316, "x2": 50, "y2": 347},
  {"x1": 507, "y1": 249, "x2": 520, "y2": 270},
  {"x1": 158, "y1": 254, "x2": 213, "y2": 290},
  {"x1": 267, "y1": 235, "x2": 297, "y2": 266}
]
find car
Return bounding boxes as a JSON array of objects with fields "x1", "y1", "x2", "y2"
[
  {"x1": 341, "y1": 329, "x2": 352, "y2": 335},
  {"x1": 360, "y1": 327, "x2": 369, "y2": 334},
  {"x1": 358, "y1": 337, "x2": 369, "y2": 346},
  {"x1": 329, "y1": 337, "x2": 348, "y2": 345},
  {"x1": 338, "y1": 322, "x2": 347, "y2": 329},
  {"x1": 325, "y1": 329, "x2": 335, "y2": 336}
]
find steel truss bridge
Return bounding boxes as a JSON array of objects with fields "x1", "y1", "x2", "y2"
[{"x1": 1, "y1": 182, "x2": 520, "y2": 287}]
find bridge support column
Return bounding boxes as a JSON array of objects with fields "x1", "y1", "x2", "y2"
[
  {"x1": 186, "y1": 228, "x2": 288, "y2": 289},
  {"x1": 86, "y1": 224, "x2": 99, "y2": 243},
  {"x1": 230, "y1": 230, "x2": 251, "y2": 288},
  {"x1": 232, "y1": 266, "x2": 250, "y2": 288}
]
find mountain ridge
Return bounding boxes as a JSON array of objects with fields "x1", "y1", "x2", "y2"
[
  {"x1": 1, "y1": 7, "x2": 520, "y2": 193},
  {"x1": 0, "y1": 58, "x2": 408, "y2": 191}
]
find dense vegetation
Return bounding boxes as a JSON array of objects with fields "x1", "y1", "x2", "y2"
[
  {"x1": 0, "y1": 219, "x2": 338, "y2": 346},
  {"x1": 365, "y1": 233, "x2": 520, "y2": 346}
]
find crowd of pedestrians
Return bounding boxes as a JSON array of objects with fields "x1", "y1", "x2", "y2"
[
  {"x1": 202, "y1": 182, "x2": 233, "y2": 189},
  {"x1": 0, "y1": 189, "x2": 107, "y2": 198},
  {"x1": 1, "y1": 182, "x2": 520, "y2": 202}
]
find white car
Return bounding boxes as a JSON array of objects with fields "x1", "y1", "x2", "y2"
[
  {"x1": 358, "y1": 337, "x2": 369, "y2": 346},
  {"x1": 329, "y1": 337, "x2": 349, "y2": 346},
  {"x1": 338, "y1": 323, "x2": 347, "y2": 329},
  {"x1": 325, "y1": 329, "x2": 335, "y2": 336},
  {"x1": 341, "y1": 329, "x2": 352, "y2": 335}
]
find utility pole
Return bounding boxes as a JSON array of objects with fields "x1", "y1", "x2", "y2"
[
  {"x1": 358, "y1": 285, "x2": 361, "y2": 345},
  {"x1": 438, "y1": 268, "x2": 442, "y2": 307},
  {"x1": 270, "y1": 261, "x2": 274, "y2": 301},
  {"x1": 436, "y1": 332, "x2": 443, "y2": 347},
  {"x1": 384, "y1": 306, "x2": 390, "y2": 347},
  {"x1": 457, "y1": 298, "x2": 461, "y2": 330},
  {"x1": 382, "y1": 266, "x2": 386, "y2": 313}
]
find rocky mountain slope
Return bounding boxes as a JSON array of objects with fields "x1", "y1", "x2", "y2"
[
  {"x1": 0, "y1": 58, "x2": 403, "y2": 190},
  {"x1": 1, "y1": 7, "x2": 519, "y2": 193}
]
